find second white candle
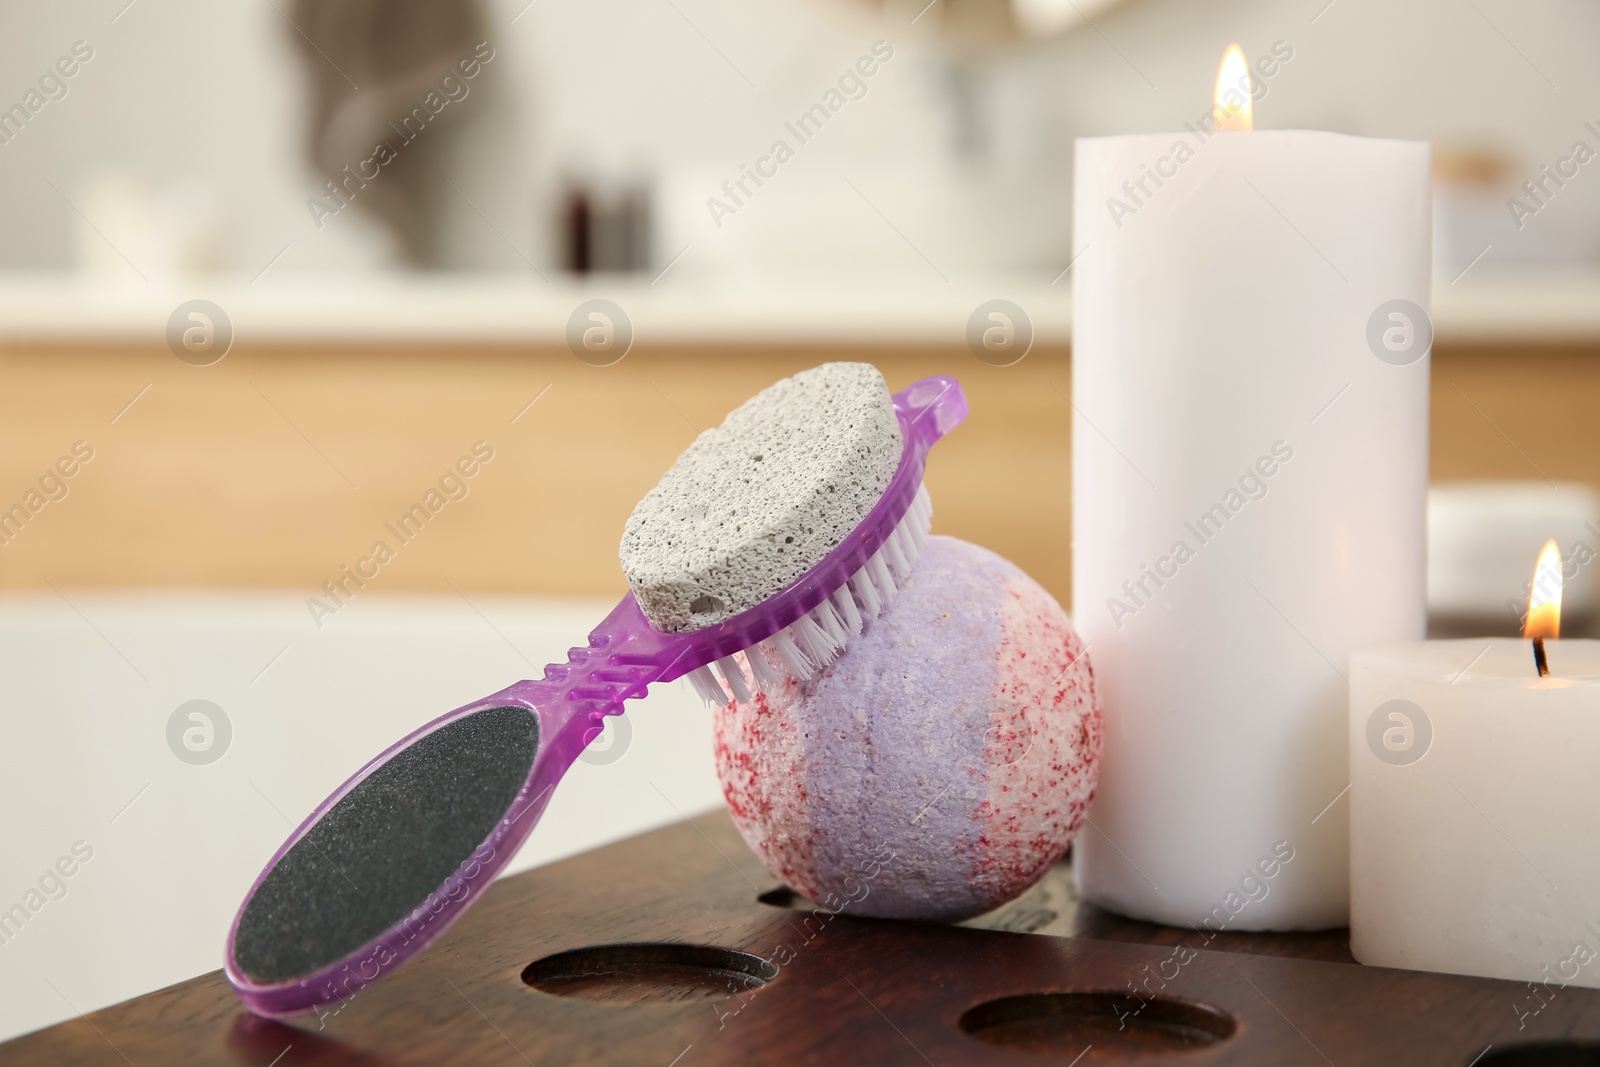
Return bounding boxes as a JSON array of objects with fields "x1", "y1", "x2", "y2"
[{"x1": 1072, "y1": 128, "x2": 1432, "y2": 929}]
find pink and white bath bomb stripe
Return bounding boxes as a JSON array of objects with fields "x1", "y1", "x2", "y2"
[{"x1": 715, "y1": 535, "x2": 1102, "y2": 922}]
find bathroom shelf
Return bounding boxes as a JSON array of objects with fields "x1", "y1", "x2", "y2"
[{"x1": 0, "y1": 271, "x2": 1596, "y2": 347}]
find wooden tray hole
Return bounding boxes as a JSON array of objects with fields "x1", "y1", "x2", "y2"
[
  {"x1": 522, "y1": 943, "x2": 778, "y2": 1004},
  {"x1": 757, "y1": 886, "x2": 804, "y2": 909},
  {"x1": 757, "y1": 882, "x2": 1063, "y2": 935},
  {"x1": 1476, "y1": 1045, "x2": 1600, "y2": 1066},
  {"x1": 960, "y1": 991, "x2": 1237, "y2": 1057}
]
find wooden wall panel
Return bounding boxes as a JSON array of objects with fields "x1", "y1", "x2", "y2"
[
  {"x1": 1430, "y1": 345, "x2": 1600, "y2": 485},
  {"x1": 0, "y1": 340, "x2": 1589, "y2": 611},
  {"x1": 0, "y1": 342, "x2": 1072, "y2": 605}
]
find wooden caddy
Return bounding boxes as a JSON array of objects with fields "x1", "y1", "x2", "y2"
[{"x1": 8, "y1": 811, "x2": 1600, "y2": 1065}]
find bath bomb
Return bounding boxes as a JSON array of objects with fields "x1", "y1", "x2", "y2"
[{"x1": 715, "y1": 535, "x2": 1101, "y2": 922}]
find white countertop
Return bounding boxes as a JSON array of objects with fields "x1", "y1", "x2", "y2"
[{"x1": 0, "y1": 271, "x2": 1594, "y2": 346}]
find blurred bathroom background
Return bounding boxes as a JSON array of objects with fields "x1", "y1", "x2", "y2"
[
  {"x1": 2, "y1": 0, "x2": 1599, "y2": 1043},
  {"x1": 4, "y1": 0, "x2": 1598, "y2": 281}
]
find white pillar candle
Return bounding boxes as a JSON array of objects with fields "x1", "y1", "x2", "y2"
[
  {"x1": 1350, "y1": 638, "x2": 1600, "y2": 989},
  {"x1": 1071, "y1": 123, "x2": 1431, "y2": 928}
]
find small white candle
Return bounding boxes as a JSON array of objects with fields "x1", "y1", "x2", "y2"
[
  {"x1": 1350, "y1": 639, "x2": 1600, "y2": 986},
  {"x1": 1351, "y1": 544, "x2": 1600, "y2": 987},
  {"x1": 1072, "y1": 47, "x2": 1431, "y2": 929}
]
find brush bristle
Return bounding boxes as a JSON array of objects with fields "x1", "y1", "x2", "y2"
[{"x1": 685, "y1": 484, "x2": 933, "y2": 706}]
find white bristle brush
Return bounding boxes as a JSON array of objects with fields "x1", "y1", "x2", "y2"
[{"x1": 619, "y1": 362, "x2": 962, "y2": 704}]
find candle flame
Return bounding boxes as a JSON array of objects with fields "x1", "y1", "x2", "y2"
[
  {"x1": 1214, "y1": 44, "x2": 1252, "y2": 132},
  {"x1": 1525, "y1": 538, "x2": 1562, "y2": 640}
]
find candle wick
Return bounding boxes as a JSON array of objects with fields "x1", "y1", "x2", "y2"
[{"x1": 1533, "y1": 636, "x2": 1550, "y2": 678}]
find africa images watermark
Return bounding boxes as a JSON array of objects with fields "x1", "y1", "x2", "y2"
[
  {"x1": 566, "y1": 299, "x2": 633, "y2": 366},
  {"x1": 1115, "y1": 840, "x2": 1297, "y2": 1030},
  {"x1": 705, "y1": 41, "x2": 895, "y2": 229},
  {"x1": 1106, "y1": 441, "x2": 1295, "y2": 629},
  {"x1": 313, "y1": 839, "x2": 498, "y2": 1030},
  {"x1": 0, "y1": 40, "x2": 95, "y2": 147},
  {"x1": 0, "y1": 441, "x2": 95, "y2": 548},
  {"x1": 305, "y1": 41, "x2": 497, "y2": 229},
  {"x1": 307, "y1": 441, "x2": 495, "y2": 627},
  {"x1": 1507, "y1": 525, "x2": 1600, "y2": 631},
  {"x1": 966, "y1": 299, "x2": 1034, "y2": 367},
  {"x1": 716, "y1": 842, "x2": 895, "y2": 1031},
  {"x1": 1512, "y1": 919, "x2": 1600, "y2": 1031},
  {"x1": 167, "y1": 299, "x2": 234, "y2": 366},
  {"x1": 1366, "y1": 699, "x2": 1432, "y2": 766},
  {"x1": 0, "y1": 841, "x2": 95, "y2": 949},
  {"x1": 1105, "y1": 40, "x2": 1295, "y2": 230},
  {"x1": 167, "y1": 699, "x2": 232, "y2": 766},
  {"x1": 1506, "y1": 118, "x2": 1600, "y2": 232}
]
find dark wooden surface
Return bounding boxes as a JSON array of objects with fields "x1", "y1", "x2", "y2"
[{"x1": 6, "y1": 810, "x2": 1599, "y2": 1065}]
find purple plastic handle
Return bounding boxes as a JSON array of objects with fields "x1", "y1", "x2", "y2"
[{"x1": 224, "y1": 375, "x2": 967, "y2": 1018}]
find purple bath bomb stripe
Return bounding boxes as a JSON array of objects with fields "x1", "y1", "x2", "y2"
[{"x1": 797, "y1": 539, "x2": 1002, "y2": 918}]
